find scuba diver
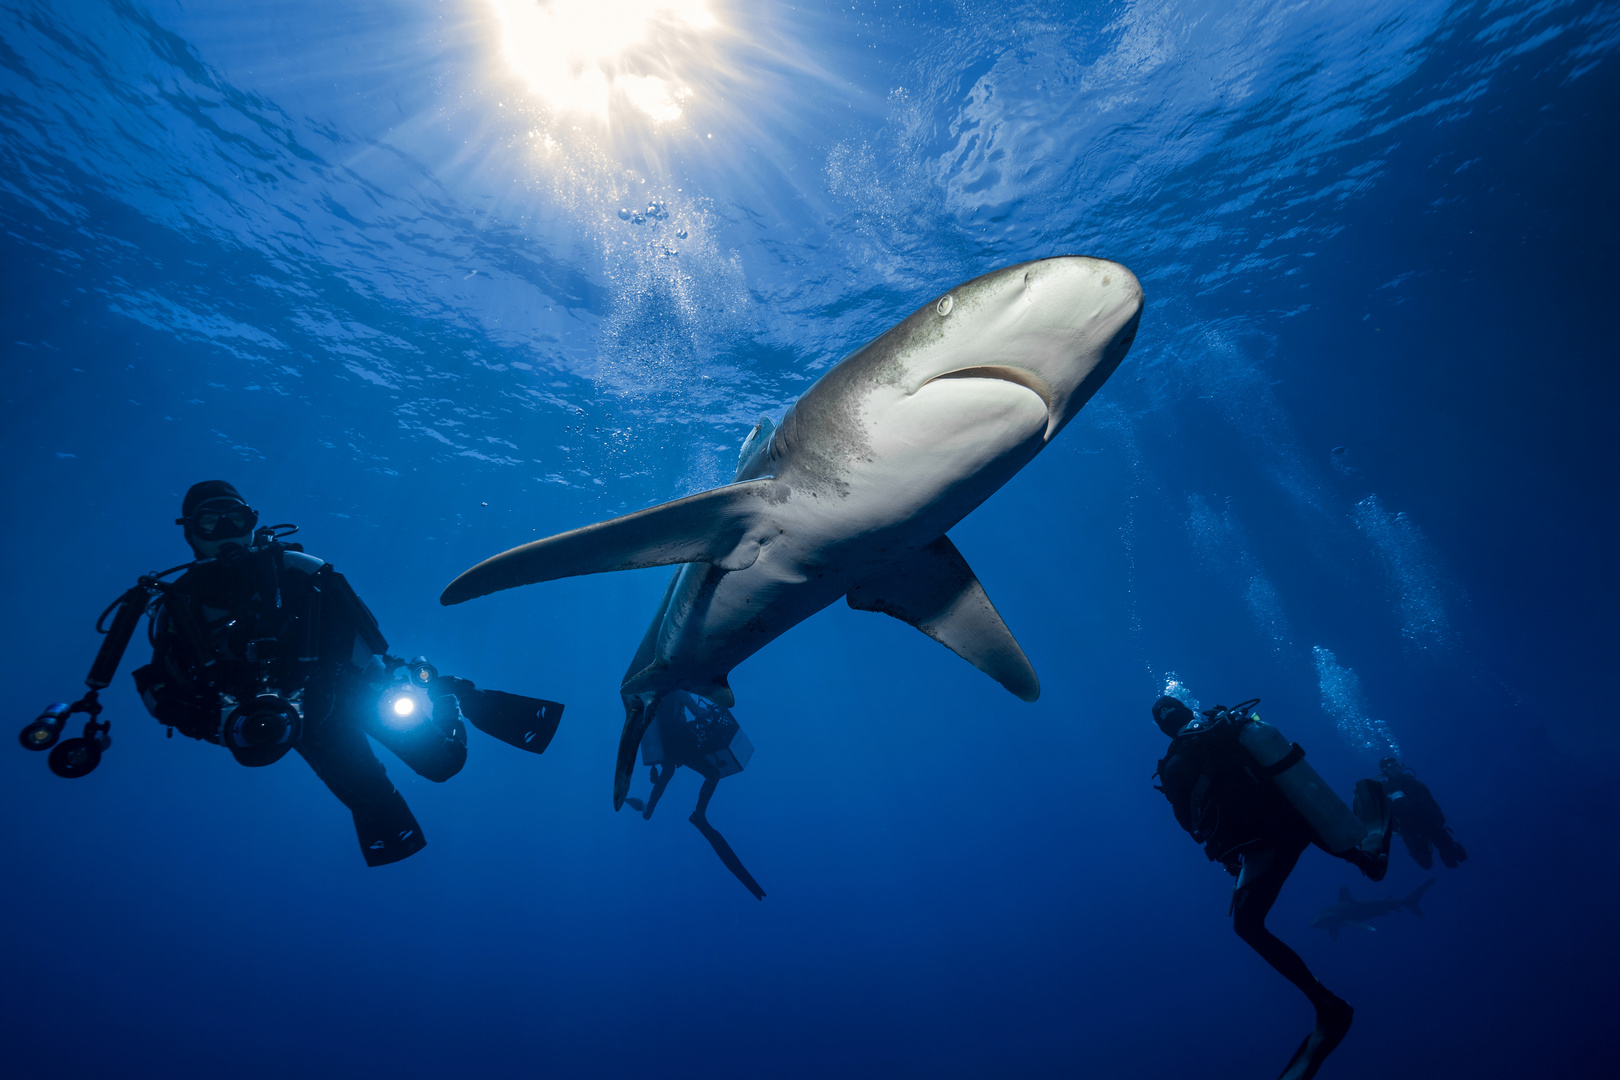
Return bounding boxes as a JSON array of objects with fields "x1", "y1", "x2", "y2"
[
  {"x1": 1378, "y1": 756, "x2": 1468, "y2": 870},
  {"x1": 623, "y1": 690, "x2": 764, "y2": 899},
  {"x1": 1153, "y1": 695, "x2": 1391, "y2": 1080},
  {"x1": 18, "y1": 480, "x2": 564, "y2": 866}
]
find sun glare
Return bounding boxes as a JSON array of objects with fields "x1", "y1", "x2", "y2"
[{"x1": 485, "y1": 0, "x2": 717, "y2": 123}]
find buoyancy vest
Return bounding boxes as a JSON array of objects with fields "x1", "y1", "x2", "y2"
[
  {"x1": 135, "y1": 541, "x2": 387, "y2": 739},
  {"x1": 1155, "y1": 708, "x2": 1302, "y2": 867}
]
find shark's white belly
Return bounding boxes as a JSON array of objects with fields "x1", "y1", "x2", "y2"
[{"x1": 650, "y1": 376, "x2": 1050, "y2": 689}]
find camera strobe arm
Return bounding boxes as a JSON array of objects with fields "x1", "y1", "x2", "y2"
[
  {"x1": 19, "y1": 564, "x2": 193, "y2": 775},
  {"x1": 87, "y1": 585, "x2": 153, "y2": 690}
]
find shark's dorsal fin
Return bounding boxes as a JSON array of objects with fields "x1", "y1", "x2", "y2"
[
  {"x1": 846, "y1": 535, "x2": 1040, "y2": 702},
  {"x1": 441, "y1": 479, "x2": 778, "y2": 605}
]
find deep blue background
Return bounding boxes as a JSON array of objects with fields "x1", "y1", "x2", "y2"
[{"x1": 2, "y1": 2, "x2": 1615, "y2": 1077}]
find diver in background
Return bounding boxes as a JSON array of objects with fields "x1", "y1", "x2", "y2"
[
  {"x1": 624, "y1": 690, "x2": 765, "y2": 899},
  {"x1": 134, "y1": 480, "x2": 468, "y2": 865},
  {"x1": 1153, "y1": 695, "x2": 1390, "y2": 1080},
  {"x1": 1379, "y1": 756, "x2": 1468, "y2": 870}
]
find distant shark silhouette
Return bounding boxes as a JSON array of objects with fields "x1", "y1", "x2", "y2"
[
  {"x1": 443, "y1": 256, "x2": 1144, "y2": 807},
  {"x1": 1312, "y1": 878, "x2": 1436, "y2": 941}
]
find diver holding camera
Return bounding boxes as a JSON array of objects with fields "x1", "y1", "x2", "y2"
[{"x1": 19, "y1": 480, "x2": 565, "y2": 866}]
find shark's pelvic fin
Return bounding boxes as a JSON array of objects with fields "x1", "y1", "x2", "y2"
[
  {"x1": 442, "y1": 479, "x2": 778, "y2": 605},
  {"x1": 846, "y1": 535, "x2": 1040, "y2": 702}
]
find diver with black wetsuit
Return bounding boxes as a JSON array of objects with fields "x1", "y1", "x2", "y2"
[
  {"x1": 623, "y1": 690, "x2": 765, "y2": 899},
  {"x1": 24, "y1": 479, "x2": 573, "y2": 867},
  {"x1": 1153, "y1": 695, "x2": 1391, "y2": 1080},
  {"x1": 132, "y1": 481, "x2": 466, "y2": 864},
  {"x1": 1378, "y1": 756, "x2": 1468, "y2": 870}
]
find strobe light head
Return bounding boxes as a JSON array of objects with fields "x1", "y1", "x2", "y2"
[
  {"x1": 406, "y1": 656, "x2": 438, "y2": 688},
  {"x1": 48, "y1": 726, "x2": 111, "y2": 779},
  {"x1": 19, "y1": 703, "x2": 70, "y2": 752}
]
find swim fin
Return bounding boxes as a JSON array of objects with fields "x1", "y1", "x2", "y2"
[
  {"x1": 438, "y1": 677, "x2": 564, "y2": 755},
  {"x1": 1278, "y1": 995, "x2": 1353, "y2": 1080}
]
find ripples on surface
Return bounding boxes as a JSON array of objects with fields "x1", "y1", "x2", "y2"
[{"x1": 0, "y1": 0, "x2": 1613, "y2": 728}]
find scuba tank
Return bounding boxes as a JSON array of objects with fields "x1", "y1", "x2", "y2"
[{"x1": 1224, "y1": 704, "x2": 1369, "y2": 856}]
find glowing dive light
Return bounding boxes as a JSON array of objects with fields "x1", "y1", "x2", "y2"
[{"x1": 392, "y1": 695, "x2": 417, "y2": 719}]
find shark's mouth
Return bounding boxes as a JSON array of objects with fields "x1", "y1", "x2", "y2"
[{"x1": 923, "y1": 365, "x2": 1057, "y2": 437}]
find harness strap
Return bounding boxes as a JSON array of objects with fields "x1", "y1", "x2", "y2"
[{"x1": 1257, "y1": 742, "x2": 1305, "y2": 777}]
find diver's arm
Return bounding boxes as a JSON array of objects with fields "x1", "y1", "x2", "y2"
[
  {"x1": 131, "y1": 601, "x2": 221, "y2": 741},
  {"x1": 1156, "y1": 752, "x2": 1201, "y2": 835},
  {"x1": 308, "y1": 562, "x2": 389, "y2": 672}
]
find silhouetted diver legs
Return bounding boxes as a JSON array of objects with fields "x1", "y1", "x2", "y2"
[
  {"x1": 636, "y1": 763, "x2": 676, "y2": 820},
  {"x1": 623, "y1": 763, "x2": 766, "y2": 899},
  {"x1": 1232, "y1": 836, "x2": 1353, "y2": 1080},
  {"x1": 689, "y1": 772, "x2": 766, "y2": 900}
]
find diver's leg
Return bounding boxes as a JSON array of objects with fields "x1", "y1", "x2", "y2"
[
  {"x1": 297, "y1": 715, "x2": 426, "y2": 866},
  {"x1": 1235, "y1": 837, "x2": 1353, "y2": 1080},
  {"x1": 1232, "y1": 838, "x2": 1333, "y2": 1006},
  {"x1": 364, "y1": 692, "x2": 468, "y2": 783},
  {"x1": 642, "y1": 763, "x2": 676, "y2": 820},
  {"x1": 689, "y1": 773, "x2": 766, "y2": 900}
]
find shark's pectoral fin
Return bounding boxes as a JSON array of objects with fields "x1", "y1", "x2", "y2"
[
  {"x1": 441, "y1": 478, "x2": 778, "y2": 605},
  {"x1": 846, "y1": 535, "x2": 1040, "y2": 702}
]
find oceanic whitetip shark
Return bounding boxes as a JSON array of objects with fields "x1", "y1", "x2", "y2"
[{"x1": 443, "y1": 256, "x2": 1144, "y2": 809}]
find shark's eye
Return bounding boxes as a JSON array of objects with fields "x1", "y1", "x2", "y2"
[{"x1": 936, "y1": 295, "x2": 954, "y2": 317}]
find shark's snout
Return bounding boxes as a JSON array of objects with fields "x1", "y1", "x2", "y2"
[{"x1": 973, "y1": 256, "x2": 1143, "y2": 438}]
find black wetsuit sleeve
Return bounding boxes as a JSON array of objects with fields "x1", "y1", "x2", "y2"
[
  {"x1": 1156, "y1": 750, "x2": 1202, "y2": 836},
  {"x1": 313, "y1": 565, "x2": 388, "y2": 665},
  {"x1": 131, "y1": 594, "x2": 222, "y2": 741}
]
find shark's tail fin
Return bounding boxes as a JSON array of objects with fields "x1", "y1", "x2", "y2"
[{"x1": 1405, "y1": 877, "x2": 1437, "y2": 918}]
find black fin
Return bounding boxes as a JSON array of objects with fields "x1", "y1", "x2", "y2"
[{"x1": 453, "y1": 683, "x2": 564, "y2": 755}]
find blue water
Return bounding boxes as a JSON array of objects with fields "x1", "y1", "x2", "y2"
[{"x1": 2, "y1": 1, "x2": 1615, "y2": 1076}]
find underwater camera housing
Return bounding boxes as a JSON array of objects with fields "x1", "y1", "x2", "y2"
[{"x1": 221, "y1": 694, "x2": 302, "y2": 767}]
